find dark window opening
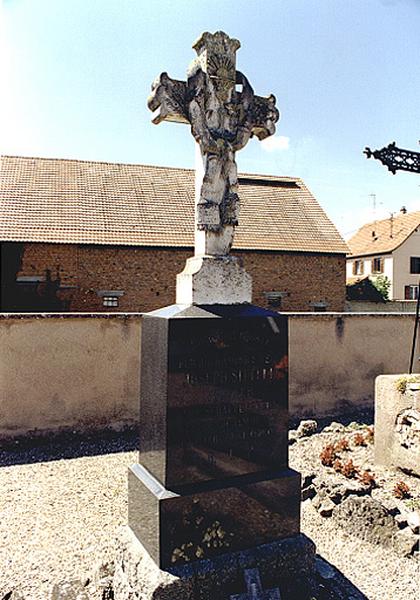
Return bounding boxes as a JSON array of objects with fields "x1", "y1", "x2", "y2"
[
  {"x1": 353, "y1": 260, "x2": 364, "y2": 276},
  {"x1": 410, "y1": 257, "x2": 420, "y2": 274},
  {"x1": 405, "y1": 285, "x2": 419, "y2": 300},
  {"x1": 372, "y1": 257, "x2": 383, "y2": 274}
]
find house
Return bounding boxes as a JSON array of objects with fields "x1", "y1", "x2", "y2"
[
  {"x1": 346, "y1": 209, "x2": 420, "y2": 301},
  {"x1": 0, "y1": 155, "x2": 348, "y2": 312}
]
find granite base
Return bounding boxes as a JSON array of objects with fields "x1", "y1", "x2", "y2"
[{"x1": 128, "y1": 463, "x2": 301, "y2": 569}]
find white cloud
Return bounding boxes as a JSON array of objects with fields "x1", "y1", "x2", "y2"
[{"x1": 260, "y1": 135, "x2": 290, "y2": 152}]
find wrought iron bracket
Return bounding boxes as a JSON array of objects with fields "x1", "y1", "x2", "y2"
[{"x1": 364, "y1": 142, "x2": 420, "y2": 175}]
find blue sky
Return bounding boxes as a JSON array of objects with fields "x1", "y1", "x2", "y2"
[{"x1": 1, "y1": 0, "x2": 419, "y2": 237}]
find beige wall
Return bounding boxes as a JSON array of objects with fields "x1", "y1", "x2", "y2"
[
  {"x1": 0, "y1": 313, "x2": 418, "y2": 437},
  {"x1": 0, "y1": 315, "x2": 141, "y2": 437},
  {"x1": 288, "y1": 313, "x2": 418, "y2": 416}
]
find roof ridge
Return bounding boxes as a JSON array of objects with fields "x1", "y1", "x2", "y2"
[
  {"x1": 359, "y1": 210, "x2": 420, "y2": 230},
  {"x1": 0, "y1": 154, "x2": 194, "y2": 172}
]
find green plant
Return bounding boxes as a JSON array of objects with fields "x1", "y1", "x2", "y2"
[
  {"x1": 372, "y1": 274, "x2": 391, "y2": 301},
  {"x1": 405, "y1": 498, "x2": 420, "y2": 511},
  {"x1": 393, "y1": 481, "x2": 410, "y2": 499}
]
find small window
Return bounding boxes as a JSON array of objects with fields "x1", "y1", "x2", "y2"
[
  {"x1": 102, "y1": 296, "x2": 119, "y2": 307},
  {"x1": 263, "y1": 291, "x2": 288, "y2": 308},
  {"x1": 309, "y1": 301, "x2": 328, "y2": 312},
  {"x1": 405, "y1": 285, "x2": 419, "y2": 300},
  {"x1": 353, "y1": 260, "x2": 364, "y2": 276},
  {"x1": 372, "y1": 257, "x2": 383, "y2": 273},
  {"x1": 410, "y1": 257, "x2": 420, "y2": 274}
]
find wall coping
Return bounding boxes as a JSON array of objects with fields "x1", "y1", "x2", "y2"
[{"x1": 0, "y1": 311, "x2": 416, "y2": 320}]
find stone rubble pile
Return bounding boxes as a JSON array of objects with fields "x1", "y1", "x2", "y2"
[{"x1": 291, "y1": 420, "x2": 420, "y2": 559}]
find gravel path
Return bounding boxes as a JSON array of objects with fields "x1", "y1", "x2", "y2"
[{"x1": 0, "y1": 428, "x2": 419, "y2": 599}]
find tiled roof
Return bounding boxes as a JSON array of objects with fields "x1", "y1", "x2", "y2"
[
  {"x1": 0, "y1": 155, "x2": 348, "y2": 254},
  {"x1": 347, "y1": 211, "x2": 420, "y2": 257}
]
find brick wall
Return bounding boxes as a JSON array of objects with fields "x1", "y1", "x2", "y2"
[{"x1": 16, "y1": 242, "x2": 346, "y2": 312}]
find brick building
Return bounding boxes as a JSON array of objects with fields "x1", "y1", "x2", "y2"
[{"x1": 0, "y1": 155, "x2": 348, "y2": 312}]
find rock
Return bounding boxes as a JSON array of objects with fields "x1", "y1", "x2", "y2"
[
  {"x1": 406, "y1": 511, "x2": 420, "y2": 534},
  {"x1": 313, "y1": 474, "x2": 370, "y2": 506},
  {"x1": 288, "y1": 430, "x2": 298, "y2": 445},
  {"x1": 348, "y1": 421, "x2": 362, "y2": 430},
  {"x1": 323, "y1": 421, "x2": 345, "y2": 433},
  {"x1": 392, "y1": 527, "x2": 419, "y2": 557},
  {"x1": 302, "y1": 484, "x2": 316, "y2": 502},
  {"x1": 333, "y1": 496, "x2": 397, "y2": 546},
  {"x1": 395, "y1": 512, "x2": 408, "y2": 529},
  {"x1": 94, "y1": 561, "x2": 115, "y2": 599},
  {"x1": 312, "y1": 491, "x2": 336, "y2": 517},
  {"x1": 50, "y1": 580, "x2": 90, "y2": 600},
  {"x1": 296, "y1": 420, "x2": 318, "y2": 438},
  {"x1": 301, "y1": 473, "x2": 316, "y2": 489}
]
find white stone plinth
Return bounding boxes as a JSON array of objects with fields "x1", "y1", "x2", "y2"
[{"x1": 176, "y1": 255, "x2": 252, "y2": 305}]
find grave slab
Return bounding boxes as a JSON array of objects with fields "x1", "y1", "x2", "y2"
[{"x1": 113, "y1": 527, "x2": 316, "y2": 600}]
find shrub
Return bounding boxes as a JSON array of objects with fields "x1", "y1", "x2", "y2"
[
  {"x1": 341, "y1": 459, "x2": 359, "y2": 479},
  {"x1": 372, "y1": 274, "x2": 391, "y2": 301},
  {"x1": 320, "y1": 444, "x2": 337, "y2": 467},
  {"x1": 394, "y1": 481, "x2": 410, "y2": 499},
  {"x1": 353, "y1": 433, "x2": 366, "y2": 447},
  {"x1": 333, "y1": 459, "x2": 343, "y2": 473},
  {"x1": 365, "y1": 427, "x2": 374, "y2": 444},
  {"x1": 359, "y1": 470, "x2": 376, "y2": 487},
  {"x1": 335, "y1": 438, "x2": 350, "y2": 452}
]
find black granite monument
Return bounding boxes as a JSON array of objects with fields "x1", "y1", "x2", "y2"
[{"x1": 128, "y1": 304, "x2": 301, "y2": 568}]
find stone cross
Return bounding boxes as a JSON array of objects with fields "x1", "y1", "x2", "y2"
[
  {"x1": 230, "y1": 568, "x2": 282, "y2": 600},
  {"x1": 148, "y1": 31, "x2": 279, "y2": 258}
]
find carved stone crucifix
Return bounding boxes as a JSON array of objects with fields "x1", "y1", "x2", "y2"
[{"x1": 148, "y1": 31, "x2": 279, "y2": 258}]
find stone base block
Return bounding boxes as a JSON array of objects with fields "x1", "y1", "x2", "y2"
[
  {"x1": 128, "y1": 463, "x2": 301, "y2": 569},
  {"x1": 375, "y1": 374, "x2": 420, "y2": 476},
  {"x1": 113, "y1": 526, "x2": 316, "y2": 600},
  {"x1": 176, "y1": 256, "x2": 252, "y2": 305}
]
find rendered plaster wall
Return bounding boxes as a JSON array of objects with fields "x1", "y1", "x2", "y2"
[
  {"x1": 0, "y1": 314, "x2": 141, "y2": 437},
  {"x1": 288, "y1": 313, "x2": 419, "y2": 416},
  {"x1": 0, "y1": 313, "x2": 418, "y2": 437}
]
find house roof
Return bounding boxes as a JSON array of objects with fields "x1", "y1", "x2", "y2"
[
  {"x1": 0, "y1": 155, "x2": 348, "y2": 254},
  {"x1": 347, "y1": 210, "x2": 420, "y2": 257}
]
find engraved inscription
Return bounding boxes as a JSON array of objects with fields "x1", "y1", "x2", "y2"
[{"x1": 165, "y1": 316, "x2": 289, "y2": 486}]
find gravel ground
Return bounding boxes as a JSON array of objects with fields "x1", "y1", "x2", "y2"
[{"x1": 0, "y1": 426, "x2": 419, "y2": 600}]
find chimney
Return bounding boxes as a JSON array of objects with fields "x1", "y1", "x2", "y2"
[{"x1": 400, "y1": 206, "x2": 407, "y2": 214}]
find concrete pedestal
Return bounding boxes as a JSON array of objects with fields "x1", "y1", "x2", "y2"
[
  {"x1": 176, "y1": 256, "x2": 252, "y2": 305},
  {"x1": 375, "y1": 374, "x2": 420, "y2": 476}
]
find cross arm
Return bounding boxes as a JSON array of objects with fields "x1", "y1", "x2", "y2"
[{"x1": 147, "y1": 72, "x2": 189, "y2": 125}]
